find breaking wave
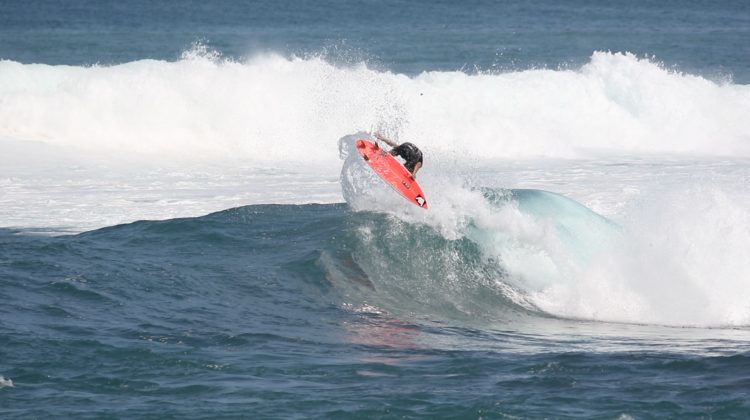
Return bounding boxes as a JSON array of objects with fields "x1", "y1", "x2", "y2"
[{"x1": 1, "y1": 50, "x2": 749, "y2": 166}]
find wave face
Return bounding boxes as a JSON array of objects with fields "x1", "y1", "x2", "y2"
[
  {"x1": 3, "y1": 198, "x2": 747, "y2": 343},
  {"x1": 2, "y1": 51, "x2": 749, "y2": 165},
  {"x1": 324, "y1": 189, "x2": 621, "y2": 324}
]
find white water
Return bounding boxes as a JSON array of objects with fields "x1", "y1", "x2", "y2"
[
  {"x1": 0, "y1": 376, "x2": 14, "y2": 388},
  {"x1": 2, "y1": 50, "x2": 750, "y2": 327},
  {"x1": 1, "y1": 51, "x2": 749, "y2": 163}
]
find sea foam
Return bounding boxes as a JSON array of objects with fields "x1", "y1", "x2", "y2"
[
  {"x1": 0, "y1": 376, "x2": 14, "y2": 388},
  {"x1": 1, "y1": 51, "x2": 749, "y2": 166}
]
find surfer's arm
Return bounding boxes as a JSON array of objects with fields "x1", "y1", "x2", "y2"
[
  {"x1": 373, "y1": 132, "x2": 398, "y2": 148},
  {"x1": 411, "y1": 162, "x2": 422, "y2": 178}
]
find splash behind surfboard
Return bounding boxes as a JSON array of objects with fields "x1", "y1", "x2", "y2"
[{"x1": 355, "y1": 139, "x2": 428, "y2": 209}]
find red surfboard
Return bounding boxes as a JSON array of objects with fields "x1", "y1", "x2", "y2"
[{"x1": 355, "y1": 139, "x2": 428, "y2": 209}]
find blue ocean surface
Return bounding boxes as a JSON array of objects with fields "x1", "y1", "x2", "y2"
[
  {"x1": 2, "y1": 1, "x2": 750, "y2": 418},
  {"x1": 3, "y1": 202, "x2": 750, "y2": 418},
  {"x1": 2, "y1": 0, "x2": 749, "y2": 81}
]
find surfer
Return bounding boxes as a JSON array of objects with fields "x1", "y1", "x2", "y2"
[{"x1": 373, "y1": 133, "x2": 423, "y2": 178}]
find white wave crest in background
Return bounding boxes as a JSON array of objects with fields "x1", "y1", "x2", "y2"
[{"x1": 1, "y1": 50, "x2": 749, "y2": 165}]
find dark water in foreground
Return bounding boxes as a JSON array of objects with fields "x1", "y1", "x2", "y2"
[{"x1": 2, "y1": 204, "x2": 749, "y2": 418}]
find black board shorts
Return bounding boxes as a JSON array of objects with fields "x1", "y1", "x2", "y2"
[{"x1": 390, "y1": 142, "x2": 423, "y2": 172}]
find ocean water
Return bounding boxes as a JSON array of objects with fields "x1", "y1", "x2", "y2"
[{"x1": 2, "y1": 0, "x2": 750, "y2": 418}]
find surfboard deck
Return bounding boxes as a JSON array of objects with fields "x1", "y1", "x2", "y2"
[{"x1": 355, "y1": 139, "x2": 428, "y2": 209}]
